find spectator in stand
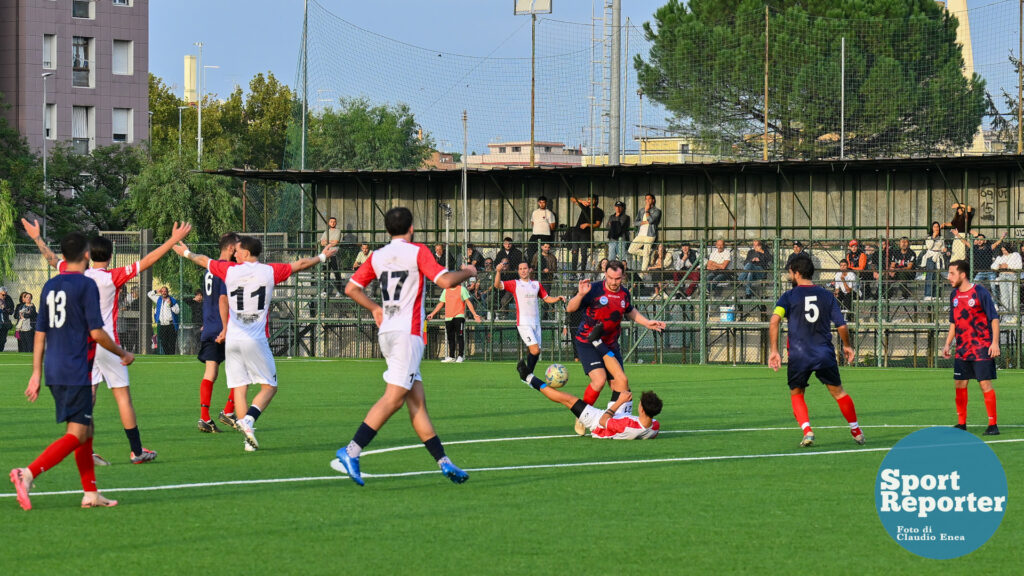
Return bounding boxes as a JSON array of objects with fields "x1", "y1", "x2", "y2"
[
  {"x1": 888, "y1": 237, "x2": 916, "y2": 299},
  {"x1": 862, "y1": 243, "x2": 879, "y2": 300},
  {"x1": 466, "y1": 243, "x2": 485, "y2": 270},
  {"x1": 628, "y1": 194, "x2": 661, "y2": 272},
  {"x1": 320, "y1": 216, "x2": 345, "y2": 296},
  {"x1": 675, "y1": 242, "x2": 701, "y2": 298},
  {"x1": 706, "y1": 239, "x2": 732, "y2": 290},
  {"x1": 594, "y1": 258, "x2": 609, "y2": 282},
  {"x1": 944, "y1": 203, "x2": 974, "y2": 263},
  {"x1": 846, "y1": 240, "x2": 868, "y2": 298},
  {"x1": 921, "y1": 221, "x2": 948, "y2": 300},
  {"x1": 495, "y1": 237, "x2": 524, "y2": 310},
  {"x1": 991, "y1": 243, "x2": 1022, "y2": 318},
  {"x1": 526, "y1": 196, "x2": 557, "y2": 265},
  {"x1": 831, "y1": 260, "x2": 857, "y2": 314},
  {"x1": 738, "y1": 239, "x2": 772, "y2": 298},
  {"x1": 606, "y1": 201, "x2": 631, "y2": 263},
  {"x1": 148, "y1": 286, "x2": 180, "y2": 355},
  {"x1": 566, "y1": 196, "x2": 603, "y2": 274},
  {"x1": 352, "y1": 243, "x2": 371, "y2": 270},
  {"x1": 960, "y1": 231, "x2": 1003, "y2": 283},
  {"x1": 433, "y1": 243, "x2": 456, "y2": 271},
  {"x1": 0, "y1": 286, "x2": 13, "y2": 352},
  {"x1": 786, "y1": 241, "x2": 810, "y2": 270},
  {"x1": 14, "y1": 291, "x2": 38, "y2": 353},
  {"x1": 530, "y1": 242, "x2": 558, "y2": 278},
  {"x1": 648, "y1": 243, "x2": 669, "y2": 298}
]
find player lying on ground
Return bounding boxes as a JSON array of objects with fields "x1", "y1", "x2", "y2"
[
  {"x1": 335, "y1": 206, "x2": 477, "y2": 486},
  {"x1": 942, "y1": 259, "x2": 1000, "y2": 435},
  {"x1": 23, "y1": 218, "x2": 190, "y2": 464},
  {"x1": 10, "y1": 232, "x2": 135, "y2": 510},
  {"x1": 492, "y1": 260, "x2": 566, "y2": 384},
  {"x1": 523, "y1": 371, "x2": 662, "y2": 439},
  {"x1": 194, "y1": 232, "x2": 240, "y2": 433},
  {"x1": 768, "y1": 255, "x2": 863, "y2": 447}
]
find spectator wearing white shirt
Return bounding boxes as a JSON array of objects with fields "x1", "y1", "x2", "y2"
[
  {"x1": 526, "y1": 196, "x2": 557, "y2": 265},
  {"x1": 831, "y1": 260, "x2": 857, "y2": 313},
  {"x1": 991, "y1": 244, "x2": 1022, "y2": 317},
  {"x1": 148, "y1": 286, "x2": 180, "y2": 354},
  {"x1": 706, "y1": 239, "x2": 732, "y2": 291}
]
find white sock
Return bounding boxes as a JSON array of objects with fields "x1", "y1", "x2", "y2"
[
  {"x1": 437, "y1": 456, "x2": 452, "y2": 468},
  {"x1": 346, "y1": 441, "x2": 362, "y2": 459},
  {"x1": 849, "y1": 421, "x2": 860, "y2": 430}
]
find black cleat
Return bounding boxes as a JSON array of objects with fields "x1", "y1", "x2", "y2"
[
  {"x1": 952, "y1": 424, "x2": 967, "y2": 431},
  {"x1": 516, "y1": 360, "x2": 529, "y2": 381},
  {"x1": 983, "y1": 424, "x2": 1000, "y2": 436},
  {"x1": 198, "y1": 419, "x2": 221, "y2": 433},
  {"x1": 219, "y1": 411, "x2": 237, "y2": 428}
]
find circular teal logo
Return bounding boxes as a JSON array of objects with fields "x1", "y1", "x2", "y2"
[{"x1": 876, "y1": 427, "x2": 1007, "y2": 559}]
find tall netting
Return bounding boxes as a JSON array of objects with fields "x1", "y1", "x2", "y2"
[{"x1": 292, "y1": 0, "x2": 1021, "y2": 164}]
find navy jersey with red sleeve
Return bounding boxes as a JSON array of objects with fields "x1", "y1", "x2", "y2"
[
  {"x1": 575, "y1": 281, "x2": 634, "y2": 347},
  {"x1": 950, "y1": 284, "x2": 999, "y2": 360},
  {"x1": 773, "y1": 285, "x2": 845, "y2": 372},
  {"x1": 36, "y1": 272, "x2": 105, "y2": 387},
  {"x1": 201, "y1": 265, "x2": 228, "y2": 340}
]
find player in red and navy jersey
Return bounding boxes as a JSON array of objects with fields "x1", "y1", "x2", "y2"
[
  {"x1": 23, "y1": 218, "x2": 190, "y2": 464},
  {"x1": 195, "y1": 232, "x2": 239, "y2": 433},
  {"x1": 942, "y1": 260, "x2": 1000, "y2": 435},
  {"x1": 493, "y1": 260, "x2": 566, "y2": 386},
  {"x1": 9, "y1": 232, "x2": 135, "y2": 511},
  {"x1": 334, "y1": 207, "x2": 477, "y2": 486},
  {"x1": 565, "y1": 260, "x2": 664, "y2": 428},
  {"x1": 769, "y1": 255, "x2": 863, "y2": 447}
]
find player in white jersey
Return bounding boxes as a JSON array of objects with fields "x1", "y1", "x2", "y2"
[
  {"x1": 333, "y1": 207, "x2": 477, "y2": 486},
  {"x1": 23, "y1": 218, "x2": 191, "y2": 464},
  {"x1": 493, "y1": 260, "x2": 565, "y2": 386},
  {"x1": 174, "y1": 235, "x2": 336, "y2": 451}
]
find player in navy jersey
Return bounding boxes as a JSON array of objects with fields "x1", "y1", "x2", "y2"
[
  {"x1": 768, "y1": 255, "x2": 863, "y2": 447},
  {"x1": 195, "y1": 232, "x2": 239, "y2": 432},
  {"x1": 9, "y1": 232, "x2": 135, "y2": 511},
  {"x1": 565, "y1": 260, "x2": 665, "y2": 431},
  {"x1": 942, "y1": 260, "x2": 1000, "y2": 435}
]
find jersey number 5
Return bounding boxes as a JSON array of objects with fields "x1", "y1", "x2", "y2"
[
  {"x1": 379, "y1": 271, "x2": 409, "y2": 302},
  {"x1": 804, "y1": 295, "x2": 819, "y2": 323}
]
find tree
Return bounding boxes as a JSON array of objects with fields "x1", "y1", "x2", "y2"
[
  {"x1": 44, "y1": 142, "x2": 145, "y2": 236},
  {"x1": 302, "y1": 98, "x2": 433, "y2": 170},
  {"x1": 636, "y1": 0, "x2": 988, "y2": 158},
  {"x1": 988, "y1": 53, "x2": 1021, "y2": 153},
  {"x1": 0, "y1": 93, "x2": 42, "y2": 220},
  {"x1": 0, "y1": 180, "x2": 15, "y2": 284}
]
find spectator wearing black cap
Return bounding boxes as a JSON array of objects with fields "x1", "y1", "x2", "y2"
[
  {"x1": 526, "y1": 196, "x2": 557, "y2": 265},
  {"x1": 607, "y1": 200, "x2": 631, "y2": 263},
  {"x1": 785, "y1": 241, "x2": 810, "y2": 269}
]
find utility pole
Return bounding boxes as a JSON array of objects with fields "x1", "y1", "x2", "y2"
[
  {"x1": 763, "y1": 6, "x2": 769, "y2": 161},
  {"x1": 194, "y1": 41, "x2": 203, "y2": 167},
  {"x1": 530, "y1": 11, "x2": 536, "y2": 167},
  {"x1": 177, "y1": 105, "x2": 188, "y2": 157},
  {"x1": 301, "y1": 0, "x2": 309, "y2": 245},
  {"x1": 42, "y1": 72, "x2": 53, "y2": 240},
  {"x1": 609, "y1": 0, "x2": 621, "y2": 165},
  {"x1": 462, "y1": 110, "x2": 469, "y2": 256}
]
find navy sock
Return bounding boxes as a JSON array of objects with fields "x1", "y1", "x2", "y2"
[
  {"x1": 525, "y1": 352, "x2": 540, "y2": 374},
  {"x1": 423, "y1": 435, "x2": 446, "y2": 462},
  {"x1": 246, "y1": 405, "x2": 263, "y2": 422},
  {"x1": 570, "y1": 399, "x2": 587, "y2": 418},
  {"x1": 125, "y1": 427, "x2": 143, "y2": 455},
  {"x1": 610, "y1": 391, "x2": 621, "y2": 403},
  {"x1": 529, "y1": 375, "x2": 547, "y2": 390},
  {"x1": 353, "y1": 422, "x2": 378, "y2": 449}
]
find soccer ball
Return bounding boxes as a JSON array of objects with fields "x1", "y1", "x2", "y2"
[{"x1": 545, "y1": 364, "x2": 569, "y2": 388}]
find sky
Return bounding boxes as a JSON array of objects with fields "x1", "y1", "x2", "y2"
[{"x1": 149, "y1": 0, "x2": 669, "y2": 100}]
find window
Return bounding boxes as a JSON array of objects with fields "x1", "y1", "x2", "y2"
[
  {"x1": 512, "y1": 146, "x2": 522, "y2": 153},
  {"x1": 45, "y1": 104, "x2": 56, "y2": 140},
  {"x1": 113, "y1": 0, "x2": 131, "y2": 6},
  {"x1": 72, "y1": 36, "x2": 93, "y2": 87},
  {"x1": 72, "y1": 106, "x2": 93, "y2": 154},
  {"x1": 679, "y1": 143, "x2": 690, "y2": 155},
  {"x1": 498, "y1": 147, "x2": 506, "y2": 153},
  {"x1": 544, "y1": 146, "x2": 552, "y2": 153},
  {"x1": 112, "y1": 40, "x2": 132, "y2": 75},
  {"x1": 112, "y1": 108, "x2": 132, "y2": 143},
  {"x1": 72, "y1": 0, "x2": 93, "y2": 19},
  {"x1": 43, "y1": 35, "x2": 56, "y2": 69}
]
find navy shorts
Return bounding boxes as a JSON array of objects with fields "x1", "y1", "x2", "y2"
[
  {"x1": 575, "y1": 340, "x2": 623, "y2": 377},
  {"x1": 198, "y1": 338, "x2": 226, "y2": 364},
  {"x1": 50, "y1": 385, "x2": 93, "y2": 425},
  {"x1": 954, "y1": 358, "x2": 996, "y2": 382},
  {"x1": 787, "y1": 364, "x2": 842, "y2": 390}
]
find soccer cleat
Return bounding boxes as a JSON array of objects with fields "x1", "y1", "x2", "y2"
[
  {"x1": 218, "y1": 411, "x2": 237, "y2": 428},
  {"x1": 235, "y1": 418, "x2": 259, "y2": 450},
  {"x1": 130, "y1": 448, "x2": 157, "y2": 464},
  {"x1": 9, "y1": 468, "x2": 32, "y2": 511},
  {"x1": 92, "y1": 453, "x2": 111, "y2": 466},
  {"x1": 573, "y1": 418, "x2": 586, "y2": 436},
  {"x1": 851, "y1": 427, "x2": 865, "y2": 445},
  {"x1": 243, "y1": 440, "x2": 256, "y2": 452},
  {"x1": 953, "y1": 424, "x2": 967, "y2": 431},
  {"x1": 799, "y1": 433, "x2": 815, "y2": 447},
  {"x1": 516, "y1": 360, "x2": 529, "y2": 381},
  {"x1": 441, "y1": 460, "x2": 469, "y2": 484},
  {"x1": 441, "y1": 356, "x2": 454, "y2": 363},
  {"x1": 983, "y1": 424, "x2": 1000, "y2": 436},
  {"x1": 197, "y1": 419, "x2": 221, "y2": 433},
  {"x1": 81, "y1": 492, "x2": 118, "y2": 508},
  {"x1": 455, "y1": 356, "x2": 464, "y2": 363},
  {"x1": 334, "y1": 449, "x2": 364, "y2": 486}
]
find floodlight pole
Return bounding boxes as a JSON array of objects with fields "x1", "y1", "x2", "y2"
[
  {"x1": 194, "y1": 41, "x2": 203, "y2": 168},
  {"x1": 462, "y1": 110, "x2": 468, "y2": 257},
  {"x1": 609, "y1": 0, "x2": 621, "y2": 166},
  {"x1": 42, "y1": 72, "x2": 53, "y2": 240},
  {"x1": 1018, "y1": 0, "x2": 1022, "y2": 154},
  {"x1": 840, "y1": 37, "x2": 845, "y2": 160},
  {"x1": 530, "y1": 11, "x2": 536, "y2": 167},
  {"x1": 301, "y1": 0, "x2": 308, "y2": 245},
  {"x1": 763, "y1": 5, "x2": 769, "y2": 161}
]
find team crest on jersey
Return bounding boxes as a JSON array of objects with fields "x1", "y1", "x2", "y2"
[
  {"x1": 968, "y1": 298, "x2": 976, "y2": 307},
  {"x1": 620, "y1": 300, "x2": 626, "y2": 308},
  {"x1": 599, "y1": 296, "x2": 609, "y2": 306}
]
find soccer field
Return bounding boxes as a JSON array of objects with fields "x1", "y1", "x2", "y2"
[{"x1": 1, "y1": 354, "x2": 1020, "y2": 574}]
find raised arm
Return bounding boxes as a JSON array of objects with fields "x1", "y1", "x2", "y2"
[
  {"x1": 493, "y1": 262, "x2": 506, "y2": 290},
  {"x1": 173, "y1": 241, "x2": 212, "y2": 269},
  {"x1": 290, "y1": 246, "x2": 338, "y2": 273},
  {"x1": 565, "y1": 279, "x2": 591, "y2": 314},
  {"x1": 139, "y1": 222, "x2": 192, "y2": 272},
  {"x1": 21, "y1": 218, "x2": 59, "y2": 268},
  {"x1": 435, "y1": 266, "x2": 477, "y2": 290}
]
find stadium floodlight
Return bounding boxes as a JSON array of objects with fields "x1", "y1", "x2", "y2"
[
  {"x1": 513, "y1": 0, "x2": 551, "y2": 15},
  {"x1": 515, "y1": 1, "x2": 552, "y2": 167}
]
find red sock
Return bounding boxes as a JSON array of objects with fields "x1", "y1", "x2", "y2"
[
  {"x1": 223, "y1": 393, "x2": 235, "y2": 415},
  {"x1": 955, "y1": 388, "x2": 968, "y2": 425},
  {"x1": 74, "y1": 437, "x2": 96, "y2": 492},
  {"x1": 836, "y1": 394, "x2": 858, "y2": 424},
  {"x1": 28, "y1": 434, "x2": 81, "y2": 478},
  {"x1": 790, "y1": 395, "x2": 812, "y2": 433},
  {"x1": 583, "y1": 385, "x2": 600, "y2": 406},
  {"x1": 200, "y1": 379, "x2": 214, "y2": 421},
  {"x1": 983, "y1": 389, "x2": 997, "y2": 426}
]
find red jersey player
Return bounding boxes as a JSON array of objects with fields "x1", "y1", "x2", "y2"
[
  {"x1": 334, "y1": 207, "x2": 477, "y2": 486},
  {"x1": 942, "y1": 260, "x2": 1000, "y2": 435}
]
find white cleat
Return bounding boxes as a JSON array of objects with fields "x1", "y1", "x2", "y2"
[
  {"x1": 574, "y1": 418, "x2": 586, "y2": 436},
  {"x1": 455, "y1": 356, "x2": 465, "y2": 363},
  {"x1": 441, "y1": 357, "x2": 454, "y2": 363},
  {"x1": 235, "y1": 417, "x2": 259, "y2": 450},
  {"x1": 799, "y1": 433, "x2": 815, "y2": 447}
]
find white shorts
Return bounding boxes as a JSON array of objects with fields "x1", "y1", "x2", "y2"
[
  {"x1": 517, "y1": 325, "x2": 542, "y2": 348},
  {"x1": 578, "y1": 404, "x2": 605, "y2": 431},
  {"x1": 379, "y1": 331, "x2": 424, "y2": 390},
  {"x1": 91, "y1": 345, "x2": 130, "y2": 389},
  {"x1": 225, "y1": 338, "x2": 277, "y2": 389}
]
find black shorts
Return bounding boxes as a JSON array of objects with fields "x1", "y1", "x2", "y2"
[
  {"x1": 197, "y1": 338, "x2": 226, "y2": 364},
  {"x1": 575, "y1": 340, "x2": 623, "y2": 377},
  {"x1": 954, "y1": 358, "x2": 997, "y2": 382},
  {"x1": 787, "y1": 364, "x2": 842, "y2": 390},
  {"x1": 50, "y1": 385, "x2": 93, "y2": 425}
]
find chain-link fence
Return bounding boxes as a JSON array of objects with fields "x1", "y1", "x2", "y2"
[{"x1": 4, "y1": 233, "x2": 1022, "y2": 370}]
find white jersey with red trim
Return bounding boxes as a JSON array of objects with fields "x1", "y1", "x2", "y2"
[
  {"x1": 349, "y1": 238, "x2": 447, "y2": 336},
  {"x1": 591, "y1": 416, "x2": 660, "y2": 440},
  {"x1": 208, "y1": 260, "x2": 292, "y2": 342},
  {"x1": 501, "y1": 279, "x2": 549, "y2": 327},
  {"x1": 59, "y1": 260, "x2": 139, "y2": 343}
]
